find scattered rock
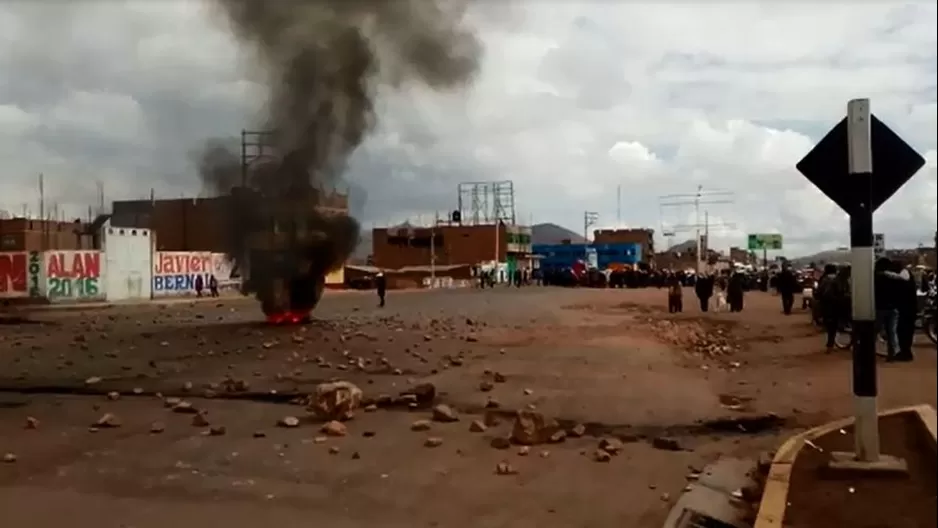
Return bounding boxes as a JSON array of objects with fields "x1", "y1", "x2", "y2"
[
  {"x1": 411, "y1": 420, "x2": 432, "y2": 432},
  {"x1": 593, "y1": 449, "x2": 612, "y2": 462},
  {"x1": 2, "y1": 453, "x2": 16, "y2": 463},
  {"x1": 84, "y1": 376, "x2": 102, "y2": 386},
  {"x1": 400, "y1": 382, "x2": 436, "y2": 405},
  {"x1": 569, "y1": 424, "x2": 587, "y2": 437},
  {"x1": 490, "y1": 437, "x2": 511, "y2": 450},
  {"x1": 328, "y1": 446, "x2": 341, "y2": 455},
  {"x1": 150, "y1": 422, "x2": 166, "y2": 434},
  {"x1": 493, "y1": 372, "x2": 506, "y2": 383},
  {"x1": 308, "y1": 381, "x2": 363, "y2": 421},
  {"x1": 469, "y1": 420, "x2": 487, "y2": 433},
  {"x1": 192, "y1": 413, "x2": 210, "y2": 427},
  {"x1": 510, "y1": 411, "x2": 560, "y2": 445},
  {"x1": 517, "y1": 446, "x2": 530, "y2": 456},
  {"x1": 424, "y1": 437, "x2": 444, "y2": 448},
  {"x1": 94, "y1": 413, "x2": 121, "y2": 428},
  {"x1": 478, "y1": 381, "x2": 494, "y2": 392},
  {"x1": 277, "y1": 416, "x2": 300, "y2": 428},
  {"x1": 483, "y1": 412, "x2": 500, "y2": 427},
  {"x1": 25, "y1": 417, "x2": 39, "y2": 430},
  {"x1": 106, "y1": 391, "x2": 120, "y2": 401},
  {"x1": 172, "y1": 401, "x2": 197, "y2": 414},
  {"x1": 207, "y1": 425, "x2": 226, "y2": 436},
  {"x1": 321, "y1": 420, "x2": 347, "y2": 437},
  {"x1": 651, "y1": 437, "x2": 683, "y2": 452},
  {"x1": 495, "y1": 461, "x2": 517, "y2": 475},
  {"x1": 599, "y1": 437, "x2": 624, "y2": 455},
  {"x1": 253, "y1": 431, "x2": 267, "y2": 438},
  {"x1": 431, "y1": 404, "x2": 458, "y2": 423}
]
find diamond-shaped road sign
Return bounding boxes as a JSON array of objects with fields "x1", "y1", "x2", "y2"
[{"x1": 795, "y1": 115, "x2": 926, "y2": 214}]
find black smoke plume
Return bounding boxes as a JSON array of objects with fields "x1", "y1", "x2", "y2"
[{"x1": 196, "y1": 0, "x2": 482, "y2": 318}]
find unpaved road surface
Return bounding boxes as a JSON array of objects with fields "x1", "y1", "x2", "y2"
[{"x1": 1, "y1": 287, "x2": 934, "y2": 528}]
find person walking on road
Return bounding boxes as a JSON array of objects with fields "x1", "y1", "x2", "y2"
[
  {"x1": 375, "y1": 272, "x2": 387, "y2": 308},
  {"x1": 816, "y1": 264, "x2": 847, "y2": 351},
  {"x1": 667, "y1": 273, "x2": 683, "y2": 313},
  {"x1": 208, "y1": 275, "x2": 219, "y2": 297},
  {"x1": 727, "y1": 271, "x2": 745, "y2": 312},
  {"x1": 194, "y1": 274, "x2": 204, "y2": 297},
  {"x1": 775, "y1": 263, "x2": 798, "y2": 315},
  {"x1": 694, "y1": 273, "x2": 714, "y2": 313}
]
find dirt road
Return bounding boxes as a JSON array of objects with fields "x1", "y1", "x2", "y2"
[{"x1": 1, "y1": 287, "x2": 934, "y2": 528}]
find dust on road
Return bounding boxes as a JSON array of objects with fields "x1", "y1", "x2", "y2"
[{"x1": 1, "y1": 287, "x2": 934, "y2": 527}]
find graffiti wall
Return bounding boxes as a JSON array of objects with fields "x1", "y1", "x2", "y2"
[
  {"x1": 45, "y1": 250, "x2": 105, "y2": 302},
  {"x1": 102, "y1": 225, "x2": 153, "y2": 302},
  {"x1": 152, "y1": 252, "x2": 215, "y2": 296},
  {"x1": 210, "y1": 253, "x2": 241, "y2": 291},
  {"x1": 0, "y1": 251, "x2": 45, "y2": 300}
]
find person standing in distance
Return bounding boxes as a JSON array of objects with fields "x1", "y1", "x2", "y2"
[
  {"x1": 775, "y1": 263, "x2": 798, "y2": 315},
  {"x1": 375, "y1": 272, "x2": 387, "y2": 308}
]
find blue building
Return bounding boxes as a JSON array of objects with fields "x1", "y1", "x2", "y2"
[{"x1": 533, "y1": 242, "x2": 641, "y2": 270}]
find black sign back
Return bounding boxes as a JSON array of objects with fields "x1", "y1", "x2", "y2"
[{"x1": 795, "y1": 115, "x2": 926, "y2": 215}]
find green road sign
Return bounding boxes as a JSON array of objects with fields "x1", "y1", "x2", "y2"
[{"x1": 747, "y1": 233, "x2": 783, "y2": 251}]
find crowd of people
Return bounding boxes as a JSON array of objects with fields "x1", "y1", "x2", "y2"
[
  {"x1": 815, "y1": 258, "x2": 935, "y2": 361},
  {"x1": 471, "y1": 259, "x2": 934, "y2": 362}
]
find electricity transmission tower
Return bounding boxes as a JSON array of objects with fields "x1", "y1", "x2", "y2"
[{"x1": 658, "y1": 185, "x2": 735, "y2": 272}]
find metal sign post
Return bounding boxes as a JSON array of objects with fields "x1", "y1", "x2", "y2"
[
  {"x1": 795, "y1": 98, "x2": 925, "y2": 472},
  {"x1": 845, "y1": 99, "x2": 879, "y2": 462}
]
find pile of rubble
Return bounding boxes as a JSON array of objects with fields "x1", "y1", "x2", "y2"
[{"x1": 643, "y1": 318, "x2": 739, "y2": 357}]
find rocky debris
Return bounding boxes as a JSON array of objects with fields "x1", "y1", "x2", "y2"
[
  {"x1": 478, "y1": 380, "x2": 494, "y2": 392},
  {"x1": 593, "y1": 449, "x2": 612, "y2": 462},
  {"x1": 598, "y1": 437, "x2": 624, "y2": 455},
  {"x1": 207, "y1": 425, "x2": 226, "y2": 436},
  {"x1": 411, "y1": 420, "x2": 432, "y2": 432},
  {"x1": 171, "y1": 401, "x2": 198, "y2": 414},
  {"x1": 493, "y1": 372, "x2": 507, "y2": 383},
  {"x1": 191, "y1": 413, "x2": 210, "y2": 427},
  {"x1": 510, "y1": 411, "x2": 560, "y2": 446},
  {"x1": 94, "y1": 413, "x2": 121, "y2": 428},
  {"x1": 253, "y1": 431, "x2": 267, "y2": 438},
  {"x1": 469, "y1": 420, "x2": 487, "y2": 433},
  {"x1": 150, "y1": 422, "x2": 166, "y2": 434},
  {"x1": 490, "y1": 437, "x2": 511, "y2": 450},
  {"x1": 321, "y1": 421, "x2": 347, "y2": 437},
  {"x1": 277, "y1": 416, "x2": 300, "y2": 428},
  {"x1": 495, "y1": 461, "x2": 518, "y2": 475},
  {"x1": 647, "y1": 319, "x2": 739, "y2": 357},
  {"x1": 431, "y1": 404, "x2": 458, "y2": 423},
  {"x1": 25, "y1": 417, "x2": 39, "y2": 430},
  {"x1": 84, "y1": 376, "x2": 102, "y2": 386},
  {"x1": 517, "y1": 446, "x2": 530, "y2": 456},
  {"x1": 483, "y1": 412, "x2": 500, "y2": 427},
  {"x1": 569, "y1": 424, "x2": 587, "y2": 437},
  {"x1": 308, "y1": 381, "x2": 362, "y2": 421},
  {"x1": 651, "y1": 436, "x2": 683, "y2": 451},
  {"x1": 424, "y1": 437, "x2": 444, "y2": 448},
  {"x1": 328, "y1": 446, "x2": 341, "y2": 455},
  {"x1": 399, "y1": 383, "x2": 436, "y2": 405},
  {"x1": 106, "y1": 391, "x2": 120, "y2": 401},
  {"x1": 3, "y1": 453, "x2": 16, "y2": 463}
]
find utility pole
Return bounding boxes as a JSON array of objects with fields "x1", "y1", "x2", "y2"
[
  {"x1": 616, "y1": 185, "x2": 622, "y2": 227},
  {"x1": 659, "y1": 186, "x2": 735, "y2": 273},
  {"x1": 583, "y1": 211, "x2": 599, "y2": 258},
  {"x1": 38, "y1": 173, "x2": 45, "y2": 250},
  {"x1": 430, "y1": 211, "x2": 438, "y2": 284}
]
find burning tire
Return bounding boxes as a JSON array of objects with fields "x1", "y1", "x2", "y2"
[{"x1": 261, "y1": 274, "x2": 325, "y2": 324}]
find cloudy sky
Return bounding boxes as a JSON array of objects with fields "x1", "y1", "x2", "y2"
[{"x1": 1, "y1": 1, "x2": 935, "y2": 256}]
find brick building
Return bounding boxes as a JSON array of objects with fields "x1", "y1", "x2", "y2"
[
  {"x1": 372, "y1": 222, "x2": 532, "y2": 270},
  {"x1": 593, "y1": 228, "x2": 655, "y2": 263},
  {"x1": 111, "y1": 190, "x2": 349, "y2": 252},
  {"x1": 0, "y1": 218, "x2": 95, "y2": 251}
]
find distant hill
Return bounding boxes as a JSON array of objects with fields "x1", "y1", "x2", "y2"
[{"x1": 532, "y1": 223, "x2": 586, "y2": 245}]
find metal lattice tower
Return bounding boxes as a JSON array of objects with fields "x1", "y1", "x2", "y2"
[
  {"x1": 240, "y1": 130, "x2": 279, "y2": 187},
  {"x1": 456, "y1": 181, "x2": 516, "y2": 225}
]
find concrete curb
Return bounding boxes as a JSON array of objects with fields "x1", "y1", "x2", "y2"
[{"x1": 753, "y1": 403, "x2": 938, "y2": 528}]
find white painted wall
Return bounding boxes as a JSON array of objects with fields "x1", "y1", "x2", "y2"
[{"x1": 102, "y1": 222, "x2": 153, "y2": 302}]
